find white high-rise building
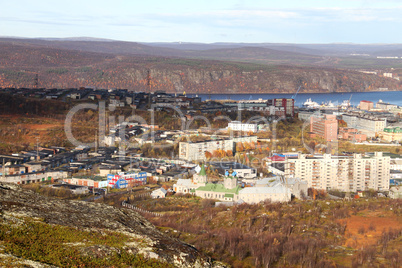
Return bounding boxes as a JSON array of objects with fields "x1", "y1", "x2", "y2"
[{"x1": 285, "y1": 152, "x2": 390, "y2": 192}]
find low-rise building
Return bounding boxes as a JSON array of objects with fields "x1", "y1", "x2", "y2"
[
  {"x1": 151, "y1": 188, "x2": 167, "y2": 198},
  {"x1": 173, "y1": 164, "x2": 207, "y2": 194},
  {"x1": 210, "y1": 162, "x2": 257, "y2": 179},
  {"x1": 338, "y1": 127, "x2": 367, "y2": 143},
  {"x1": 0, "y1": 170, "x2": 69, "y2": 185},
  {"x1": 376, "y1": 99, "x2": 397, "y2": 111},
  {"x1": 379, "y1": 127, "x2": 402, "y2": 142},
  {"x1": 389, "y1": 186, "x2": 402, "y2": 199},
  {"x1": 63, "y1": 176, "x2": 108, "y2": 188},
  {"x1": 298, "y1": 111, "x2": 315, "y2": 122},
  {"x1": 254, "y1": 177, "x2": 307, "y2": 200},
  {"x1": 238, "y1": 184, "x2": 291, "y2": 203},
  {"x1": 51, "y1": 184, "x2": 89, "y2": 195},
  {"x1": 107, "y1": 171, "x2": 147, "y2": 189},
  {"x1": 195, "y1": 182, "x2": 241, "y2": 202},
  {"x1": 194, "y1": 173, "x2": 241, "y2": 202},
  {"x1": 227, "y1": 121, "x2": 258, "y2": 133}
]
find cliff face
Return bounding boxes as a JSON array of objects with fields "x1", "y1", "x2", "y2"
[
  {"x1": 135, "y1": 66, "x2": 400, "y2": 94},
  {"x1": 0, "y1": 41, "x2": 400, "y2": 93},
  {"x1": 0, "y1": 182, "x2": 218, "y2": 267}
]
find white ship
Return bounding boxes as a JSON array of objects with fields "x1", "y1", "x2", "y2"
[
  {"x1": 303, "y1": 98, "x2": 320, "y2": 108},
  {"x1": 320, "y1": 100, "x2": 336, "y2": 108},
  {"x1": 340, "y1": 99, "x2": 351, "y2": 109}
]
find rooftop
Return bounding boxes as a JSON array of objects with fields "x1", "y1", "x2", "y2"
[
  {"x1": 196, "y1": 183, "x2": 241, "y2": 194},
  {"x1": 239, "y1": 184, "x2": 290, "y2": 195}
]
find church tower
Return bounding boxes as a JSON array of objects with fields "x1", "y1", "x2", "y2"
[
  {"x1": 193, "y1": 164, "x2": 207, "y2": 183},
  {"x1": 224, "y1": 168, "x2": 237, "y2": 189}
]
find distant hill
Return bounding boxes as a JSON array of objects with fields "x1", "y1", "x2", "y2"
[
  {"x1": 146, "y1": 41, "x2": 402, "y2": 57},
  {"x1": 0, "y1": 38, "x2": 400, "y2": 93}
]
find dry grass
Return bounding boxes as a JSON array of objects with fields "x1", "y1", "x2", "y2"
[{"x1": 341, "y1": 210, "x2": 402, "y2": 248}]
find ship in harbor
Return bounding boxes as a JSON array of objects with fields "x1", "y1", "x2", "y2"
[
  {"x1": 303, "y1": 98, "x2": 351, "y2": 110},
  {"x1": 303, "y1": 98, "x2": 320, "y2": 109}
]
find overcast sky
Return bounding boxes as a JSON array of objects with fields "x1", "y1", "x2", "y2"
[{"x1": 1, "y1": 0, "x2": 401, "y2": 43}]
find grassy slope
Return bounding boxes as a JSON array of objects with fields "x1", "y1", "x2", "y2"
[
  {"x1": 0, "y1": 217, "x2": 171, "y2": 268},
  {"x1": 132, "y1": 196, "x2": 402, "y2": 267}
]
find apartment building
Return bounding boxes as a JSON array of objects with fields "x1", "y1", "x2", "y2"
[
  {"x1": 179, "y1": 136, "x2": 257, "y2": 161},
  {"x1": 359, "y1": 100, "x2": 374, "y2": 111},
  {"x1": 342, "y1": 112, "x2": 386, "y2": 137},
  {"x1": 285, "y1": 152, "x2": 390, "y2": 192},
  {"x1": 270, "y1": 98, "x2": 295, "y2": 117},
  {"x1": 376, "y1": 100, "x2": 397, "y2": 111},
  {"x1": 310, "y1": 114, "x2": 338, "y2": 141},
  {"x1": 228, "y1": 121, "x2": 258, "y2": 133},
  {"x1": 225, "y1": 98, "x2": 294, "y2": 117},
  {"x1": 179, "y1": 139, "x2": 233, "y2": 161}
]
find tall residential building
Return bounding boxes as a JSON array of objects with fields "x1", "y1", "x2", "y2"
[
  {"x1": 285, "y1": 152, "x2": 390, "y2": 192},
  {"x1": 310, "y1": 114, "x2": 338, "y2": 141},
  {"x1": 270, "y1": 98, "x2": 295, "y2": 117}
]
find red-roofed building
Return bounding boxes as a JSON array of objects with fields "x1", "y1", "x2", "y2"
[
  {"x1": 359, "y1": 100, "x2": 374, "y2": 111},
  {"x1": 271, "y1": 155, "x2": 286, "y2": 162}
]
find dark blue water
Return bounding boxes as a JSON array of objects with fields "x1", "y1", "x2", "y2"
[{"x1": 189, "y1": 91, "x2": 402, "y2": 107}]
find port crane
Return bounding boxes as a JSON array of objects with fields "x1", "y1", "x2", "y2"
[{"x1": 292, "y1": 85, "x2": 302, "y2": 99}]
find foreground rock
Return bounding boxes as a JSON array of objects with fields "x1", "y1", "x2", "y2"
[{"x1": 0, "y1": 182, "x2": 222, "y2": 267}]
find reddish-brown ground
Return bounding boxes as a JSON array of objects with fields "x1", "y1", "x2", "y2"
[
  {"x1": 24, "y1": 124, "x2": 60, "y2": 131},
  {"x1": 340, "y1": 210, "x2": 402, "y2": 248},
  {"x1": 0, "y1": 115, "x2": 74, "y2": 153}
]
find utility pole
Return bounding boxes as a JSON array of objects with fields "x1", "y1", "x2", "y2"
[
  {"x1": 95, "y1": 130, "x2": 98, "y2": 153},
  {"x1": 34, "y1": 74, "x2": 39, "y2": 89},
  {"x1": 2, "y1": 158, "x2": 5, "y2": 181},
  {"x1": 36, "y1": 137, "x2": 39, "y2": 161},
  {"x1": 147, "y1": 69, "x2": 151, "y2": 109}
]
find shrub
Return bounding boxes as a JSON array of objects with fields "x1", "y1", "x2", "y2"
[{"x1": 358, "y1": 226, "x2": 366, "y2": 235}]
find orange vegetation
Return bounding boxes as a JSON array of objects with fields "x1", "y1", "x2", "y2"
[
  {"x1": 340, "y1": 210, "x2": 402, "y2": 248},
  {"x1": 24, "y1": 124, "x2": 60, "y2": 131}
]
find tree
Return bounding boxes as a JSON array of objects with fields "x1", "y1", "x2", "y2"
[{"x1": 236, "y1": 142, "x2": 244, "y2": 152}]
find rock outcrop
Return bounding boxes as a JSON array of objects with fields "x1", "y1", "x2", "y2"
[{"x1": 0, "y1": 182, "x2": 220, "y2": 267}]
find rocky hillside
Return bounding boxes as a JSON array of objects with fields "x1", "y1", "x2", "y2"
[
  {"x1": 0, "y1": 39, "x2": 400, "y2": 93},
  {"x1": 0, "y1": 182, "x2": 219, "y2": 267}
]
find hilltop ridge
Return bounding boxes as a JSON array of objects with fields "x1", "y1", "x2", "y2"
[{"x1": 0, "y1": 38, "x2": 401, "y2": 93}]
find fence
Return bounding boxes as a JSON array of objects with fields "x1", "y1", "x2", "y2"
[{"x1": 121, "y1": 201, "x2": 162, "y2": 217}]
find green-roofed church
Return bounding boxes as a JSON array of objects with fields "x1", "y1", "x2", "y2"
[{"x1": 195, "y1": 169, "x2": 241, "y2": 202}]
